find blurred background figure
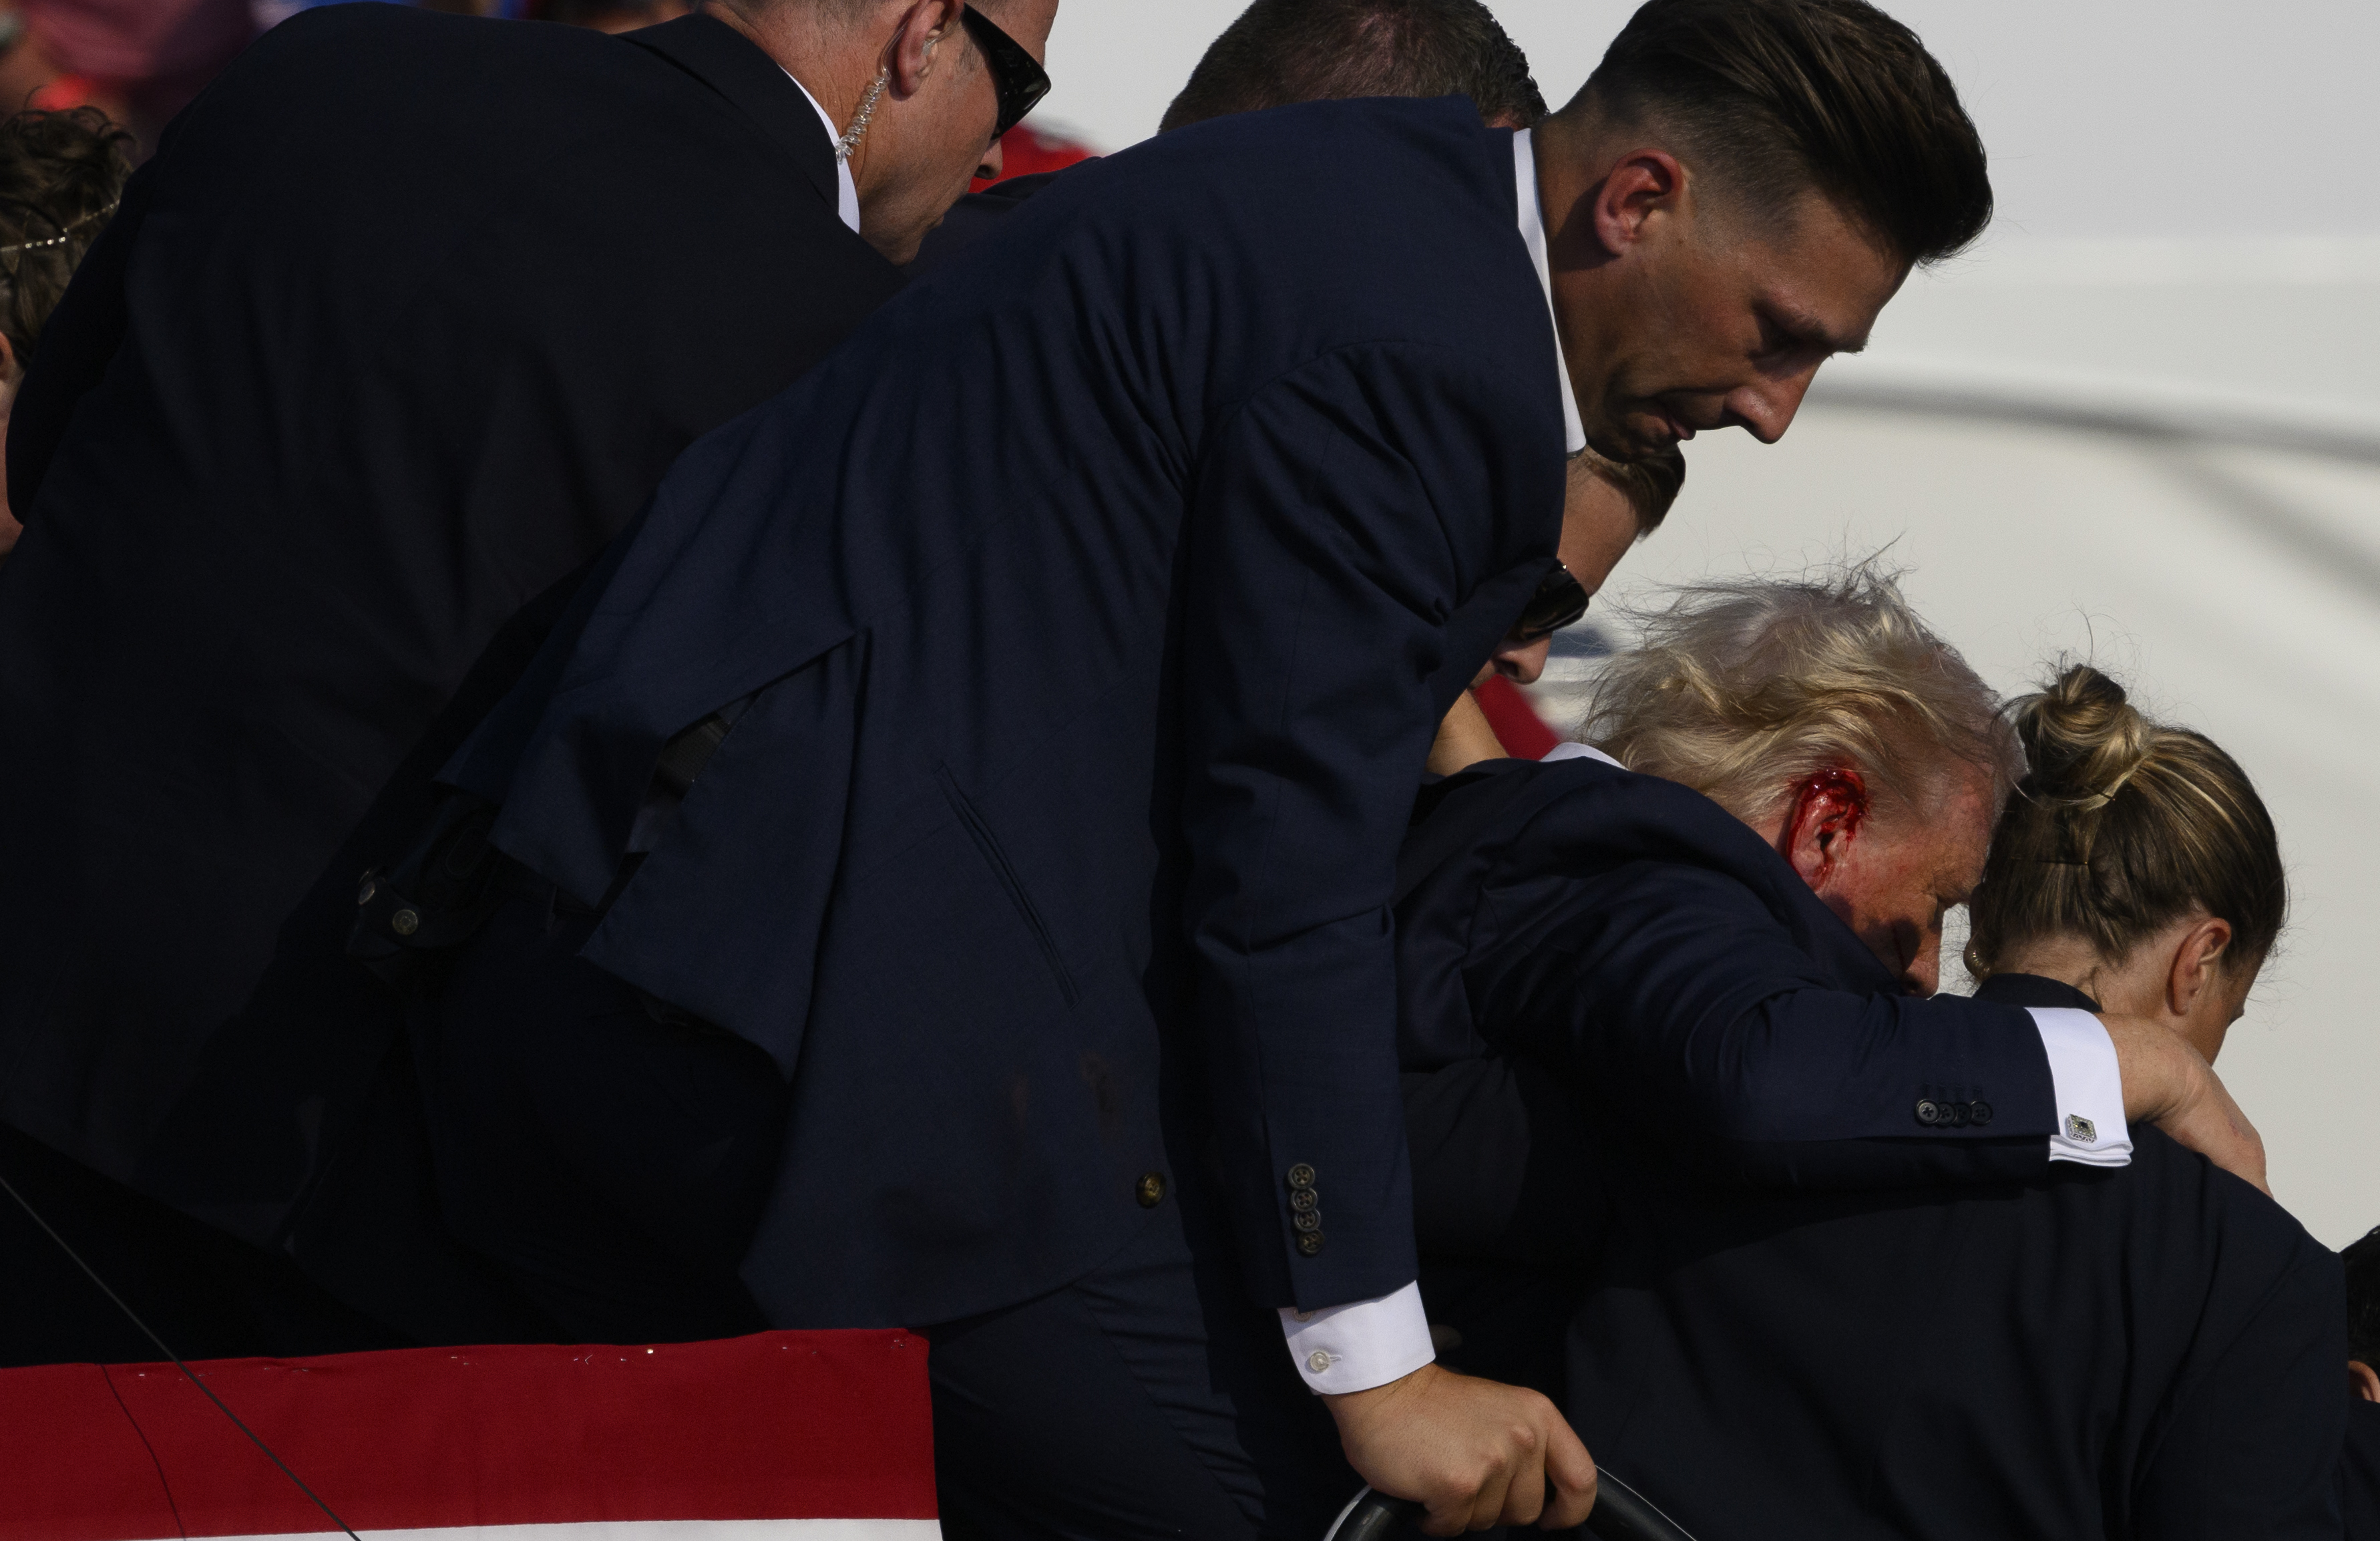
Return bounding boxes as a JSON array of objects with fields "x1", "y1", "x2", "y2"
[
  {"x1": 521, "y1": 0, "x2": 690, "y2": 29},
  {"x1": 0, "y1": 104, "x2": 128, "y2": 563},
  {"x1": 0, "y1": 0, "x2": 253, "y2": 154}
]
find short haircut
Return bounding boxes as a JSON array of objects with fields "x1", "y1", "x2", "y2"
[
  {"x1": 1577, "y1": 560, "x2": 2018, "y2": 826},
  {"x1": 1573, "y1": 0, "x2": 1991, "y2": 266},
  {"x1": 1579, "y1": 444, "x2": 1685, "y2": 537},
  {"x1": 2347, "y1": 1226, "x2": 2380, "y2": 1367},
  {"x1": 1966, "y1": 664, "x2": 2287, "y2": 977},
  {"x1": 1161, "y1": 0, "x2": 1547, "y2": 133},
  {"x1": 0, "y1": 108, "x2": 134, "y2": 367}
]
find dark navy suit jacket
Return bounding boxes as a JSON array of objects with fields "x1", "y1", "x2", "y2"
[
  {"x1": 0, "y1": 6, "x2": 900, "y2": 1224},
  {"x1": 1395, "y1": 761, "x2": 2343, "y2": 1538},
  {"x1": 1395, "y1": 755, "x2": 2061, "y2": 1196},
  {"x1": 442, "y1": 98, "x2": 1569, "y2": 1325}
]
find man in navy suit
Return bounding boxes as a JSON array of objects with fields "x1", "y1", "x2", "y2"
[
  {"x1": 339, "y1": 3, "x2": 2026, "y2": 1533},
  {"x1": 0, "y1": 0, "x2": 1054, "y2": 1363},
  {"x1": 1398, "y1": 572, "x2": 2325, "y2": 1537}
]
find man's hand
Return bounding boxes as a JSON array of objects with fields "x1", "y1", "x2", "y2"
[
  {"x1": 2102, "y1": 1013, "x2": 2268, "y2": 1194},
  {"x1": 1322, "y1": 1362, "x2": 1595, "y2": 1535}
]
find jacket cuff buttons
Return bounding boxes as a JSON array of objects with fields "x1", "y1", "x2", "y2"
[
  {"x1": 1286, "y1": 1163, "x2": 1324, "y2": 1256},
  {"x1": 1913, "y1": 1096, "x2": 1993, "y2": 1128}
]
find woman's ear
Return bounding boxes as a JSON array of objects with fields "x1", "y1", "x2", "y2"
[{"x1": 2165, "y1": 916, "x2": 2233, "y2": 1017}]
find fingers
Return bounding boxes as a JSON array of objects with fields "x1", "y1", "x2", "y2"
[
  {"x1": 1489, "y1": 1415, "x2": 1547, "y2": 1530},
  {"x1": 1539, "y1": 1417, "x2": 1599, "y2": 1530}
]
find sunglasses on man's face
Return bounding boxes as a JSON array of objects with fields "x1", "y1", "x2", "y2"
[
  {"x1": 1515, "y1": 561, "x2": 1590, "y2": 643},
  {"x1": 959, "y1": 6, "x2": 1050, "y2": 142}
]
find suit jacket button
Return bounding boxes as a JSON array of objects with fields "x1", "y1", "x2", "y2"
[
  {"x1": 391, "y1": 908, "x2": 421, "y2": 936},
  {"x1": 1914, "y1": 1099, "x2": 1941, "y2": 1126},
  {"x1": 1135, "y1": 1172, "x2": 1167, "y2": 1208},
  {"x1": 1289, "y1": 1188, "x2": 1318, "y2": 1213},
  {"x1": 1971, "y1": 1100, "x2": 1993, "y2": 1126},
  {"x1": 1293, "y1": 1210, "x2": 1322, "y2": 1233},
  {"x1": 1286, "y1": 1163, "x2": 1316, "y2": 1190},
  {"x1": 1296, "y1": 1232, "x2": 1325, "y2": 1257},
  {"x1": 1951, "y1": 1101, "x2": 1972, "y2": 1127}
]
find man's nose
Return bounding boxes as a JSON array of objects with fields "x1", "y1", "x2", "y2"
[
  {"x1": 1723, "y1": 369, "x2": 1818, "y2": 445},
  {"x1": 1488, "y1": 633, "x2": 1552, "y2": 686},
  {"x1": 1903, "y1": 930, "x2": 1942, "y2": 997}
]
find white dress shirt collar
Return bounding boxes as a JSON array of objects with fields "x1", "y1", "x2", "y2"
[
  {"x1": 1513, "y1": 128, "x2": 1587, "y2": 456},
  {"x1": 783, "y1": 69, "x2": 863, "y2": 235}
]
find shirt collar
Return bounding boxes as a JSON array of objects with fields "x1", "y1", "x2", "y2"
[
  {"x1": 1513, "y1": 128, "x2": 1587, "y2": 455},
  {"x1": 783, "y1": 69, "x2": 863, "y2": 235}
]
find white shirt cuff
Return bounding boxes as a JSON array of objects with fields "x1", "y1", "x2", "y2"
[
  {"x1": 1279, "y1": 1281, "x2": 1436, "y2": 1395},
  {"x1": 2030, "y1": 1007, "x2": 2133, "y2": 1168}
]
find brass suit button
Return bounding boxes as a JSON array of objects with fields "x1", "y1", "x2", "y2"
[
  {"x1": 1286, "y1": 1163, "x2": 1316, "y2": 1190},
  {"x1": 1135, "y1": 1172, "x2": 1167, "y2": 1208},
  {"x1": 391, "y1": 908, "x2": 421, "y2": 936}
]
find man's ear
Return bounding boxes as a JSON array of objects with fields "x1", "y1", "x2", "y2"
[
  {"x1": 1778, "y1": 768, "x2": 1867, "y2": 892},
  {"x1": 2166, "y1": 916, "x2": 2234, "y2": 1017},
  {"x1": 2352, "y1": 1359, "x2": 2380, "y2": 1404},
  {"x1": 1589, "y1": 148, "x2": 1686, "y2": 259},
  {"x1": 888, "y1": 0, "x2": 962, "y2": 96}
]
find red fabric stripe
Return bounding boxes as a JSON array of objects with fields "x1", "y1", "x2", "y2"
[
  {"x1": 0, "y1": 1330, "x2": 935, "y2": 1540},
  {"x1": 1472, "y1": 676, "x2": 1560, "y2": 759}
]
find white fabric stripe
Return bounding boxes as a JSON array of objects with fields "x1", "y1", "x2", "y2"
[
  {"x1": 1278, "y1": 1280, "x2": 1435, "y2": 1395},
  {"x1": 124, "y1": 1520, "x2": 939, "y2": 1541},
  {"x1": 783, "y1": 69, "x2": 865, "y2": 234},
  {"x1": 1540, "y1": 741, "x2": 1625, "y2": 769},
  {"x1": 2030, "y1": 1005, "x2": 2134, "y2": 1168},
  {"x1": 1512, "y1": 129, "x2": 1587, "y2": 455}
]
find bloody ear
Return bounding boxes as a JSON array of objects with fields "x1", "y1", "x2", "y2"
[{"x1": 1781, "y1": 767, "x2": 1869, "y2": 888}]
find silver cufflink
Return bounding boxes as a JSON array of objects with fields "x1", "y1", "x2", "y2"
[
  {"x1": 2065, "y1": 1114, "x2": 2097, "y2": 1144},
  {"x1": 1306, "y1": 1349, "x2": 1335, "y2": 1373}
]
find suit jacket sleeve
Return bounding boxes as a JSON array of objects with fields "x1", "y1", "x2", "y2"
[
  {"x1": 1495, "y1": 857, "x2": 2059, "y2": 1190},
  {"x1": 1180, "y1": 341, "x2": 1553, "y2": 1311}
]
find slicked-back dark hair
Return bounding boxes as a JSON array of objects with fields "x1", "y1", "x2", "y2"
[
  {"x1": 1575, "y1": 0, "x2": 1990, "y2": 265},
  {"x1": 1161, "y1": 0, "x2": 1547, "y2": 134}
]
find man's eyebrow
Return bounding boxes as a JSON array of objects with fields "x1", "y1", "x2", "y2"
[{"x1": 1766, "y1": 303, "x2": 1868, "y2": 356}]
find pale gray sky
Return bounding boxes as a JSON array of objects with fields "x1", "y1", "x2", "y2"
[{"x1": 1034, "y1": 1, "x2": 2380, "y2": 239}]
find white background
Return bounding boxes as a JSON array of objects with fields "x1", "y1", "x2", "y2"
[{"x1": 1030, "y1": 2, "x2": 2380, "y2": 1246}]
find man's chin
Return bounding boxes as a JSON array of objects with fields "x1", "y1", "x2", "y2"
[{"x1": 1585, "y1": 421, "x2": 1678, "y2": 465}]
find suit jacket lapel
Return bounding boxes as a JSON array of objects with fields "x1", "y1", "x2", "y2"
[{"x1": 622, "y1": 13, "x2": 839, "y2": 212}]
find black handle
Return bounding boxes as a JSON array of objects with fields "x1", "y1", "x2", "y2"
[{"x1": 1324, "y1": 1470, "x2": 1698, "y2": 1541}]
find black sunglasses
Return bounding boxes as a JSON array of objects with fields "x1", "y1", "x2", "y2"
[
  {"x1": 958, "y1": 6, "x2": 1051, "y2": 142},
  {"x1": 1516, "y1": 561, "x2": 1589, "y2": 642}
]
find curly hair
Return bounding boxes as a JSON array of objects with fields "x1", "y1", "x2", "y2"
[{"x1": 0, "y1": 108, "x2": 136, "y2": 370}]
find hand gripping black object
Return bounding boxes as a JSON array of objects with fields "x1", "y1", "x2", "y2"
[{"x1": 1322, "y1": 1469, "x2": 1700, "y2": 1541}]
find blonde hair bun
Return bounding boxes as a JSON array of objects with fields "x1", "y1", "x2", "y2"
[{"x1": 2012, "y1": 665, "x2": 2153, "y2": 812}]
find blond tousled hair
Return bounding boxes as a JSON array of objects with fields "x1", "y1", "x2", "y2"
[{"x1": 1575, "y1": 561, "x2": 2019, "y2": 825}]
